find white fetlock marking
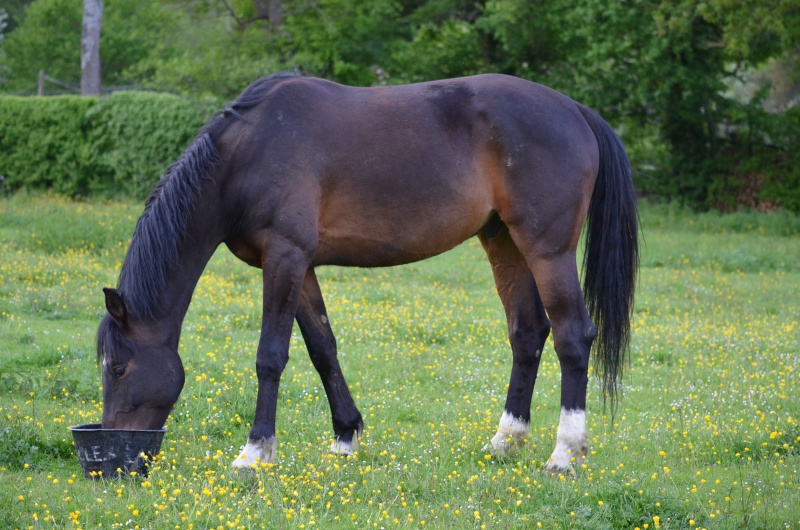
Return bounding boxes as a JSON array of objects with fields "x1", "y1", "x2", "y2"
[
  {"x1": 546, "y1": 408, "x2": 587, "y2": 471},
  {"x1": 484, "y1": 411, "x2": 529, "y2": 455},
  {"x1": 232, "y1": 437, "x2": 277, "y2": 469},
  {"x1": 331, "y1": 431, "x2": 360, "y2": 456}
]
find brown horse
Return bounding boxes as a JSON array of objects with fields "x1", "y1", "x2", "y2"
[{"x1": 97, "y1": 72, "x2": 638, "y2": 473}]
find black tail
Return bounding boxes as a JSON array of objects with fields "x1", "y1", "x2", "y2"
[{"x1": 577, "y1": 104, "x2": 639, "y2": 410}]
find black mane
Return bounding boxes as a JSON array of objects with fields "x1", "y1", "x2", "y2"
[
  {"x1": 222, "y1": 71, "x2": 301, "y2": 118},
  {"x1": 115, "y1": 131, "x2": 218, "y2": 320},
  {"x1": 113, "y1": 72, "x2": 301, "y2": 321},
  {"x1": 100, "y1": 71, "x2": 303, "y2": 363}
]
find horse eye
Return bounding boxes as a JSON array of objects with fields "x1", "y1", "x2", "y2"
[{"x1": 112, "y1": 365, "x2": 127, "y2": 378}]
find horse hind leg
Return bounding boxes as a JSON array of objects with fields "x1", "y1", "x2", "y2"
[
  {"x1": 479, "y1": 221, "x2": 551, "y2": 455},
  {"x1": 536, "y1": 252, "x2": 595, "y2": 472},
  {"x1": 294, "y1": 269, "x2": 364, "y2": 456},
  {"x1": 505, "y1": 226, "x2": 596, "y2": 473}
]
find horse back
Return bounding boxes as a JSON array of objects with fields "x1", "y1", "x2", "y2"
[{"x1": 214, "y1": 74, "x2": 598, "y2": 268}]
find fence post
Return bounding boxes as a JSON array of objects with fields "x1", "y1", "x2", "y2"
[{"x1": 38, "y1": 70, "x2": 45, "y2": 96}]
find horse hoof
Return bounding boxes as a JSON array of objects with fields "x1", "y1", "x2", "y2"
[
  {"x1": 547, "y1": 442, "x2": 587, "y2": 474},
  {"x1": 229, "y1": 466, "x2": 259, "y2": 484},
  {"x1": 545, "y1": 445, "x2": 585, "y2": 478},
  {"x1": 231, "y1": 437, "x2": 277, "y2": 470},
  {"x1": 484, "y1": 412, "x2": 529, "y2": 455},
  {"x1": 484, "y1": 434, "x2": 520, "y2": 456},
  {"x1": 483, "y1": 440, "x2": 511, "y2": 456},
  {"x1": 544, "y1": 457, "x2": 578, "y2": 477},
  {"x1": 330, "y1": 430, "x2": 360, "y2": 457}
]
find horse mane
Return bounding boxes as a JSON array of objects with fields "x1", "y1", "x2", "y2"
[
  {"x1": 220, "y1": 71, "x2": 302, "y2": 119},
  {"x1": 115, "y1": 131, "x2": 218, "y2": 320},
  {"x1": 114, "y1": 71, "x2": 302, "y2": 321}
]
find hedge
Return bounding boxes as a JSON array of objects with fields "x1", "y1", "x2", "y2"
[
  {"x1": 0, "y1": 92, "x2": 208, "y2": 198},
  {"x1": 2, "y1": 91, "x2": 798, "y2": 213}
]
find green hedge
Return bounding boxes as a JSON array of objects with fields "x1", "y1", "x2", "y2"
[
  {"x1": 0, "y1": 92, "x2": 208, "y2": 198},
  {"x1": 2, "y1": 91, "x2": 798, "y2": 213}
]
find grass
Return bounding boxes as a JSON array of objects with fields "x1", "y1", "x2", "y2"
[{"x1": 1, "y1": 192, "x2": 798, "y2": 529}]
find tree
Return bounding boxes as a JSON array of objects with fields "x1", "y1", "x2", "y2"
[
  {"x1": 520, "y1": 0, "x2": 800, "y2": 210},
  {"x1": 388, "y1": 0, "x2": 489, "y2": 84},
  {"x1": 0, "y1": 0, "x2": 178, "y2": 94},
  {"x1": 280, "y1": 0, "x2": 402, "y2": 85},
  {"x1": 0, "y1": 9, "x2": 7, "y2": 43},
  {"x1": 129, "y1": 0, "x2": 404, "y2": 96},
  {"x1": 81, "y1": 0, "x2": 103, "y2": 95},
  {"x1": 0, "y1": 0, "x2": 81, "y2": 92},
  {"x1": 2, "y1": 0, "x2": 797, "y2": 209},
  {"x1": 0, "y1": 1, "x2": 34, "y2": 34},
  {"x1": 225, "y1": 0, "x2": 284, "y2": 32}
]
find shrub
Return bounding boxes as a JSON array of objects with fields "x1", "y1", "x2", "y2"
[
  {"x1": 86, "y1": 91, "x2": 209, "y2": 197},
  {"x1": 707, "y1": 105, "x2": 800, "y2": 214},
  {"x1": 0, "y1": 95, "x2": 96, "y2": 196},
  {"x1": 0, "y1": 92, "x2": 207, "y2": 198}
]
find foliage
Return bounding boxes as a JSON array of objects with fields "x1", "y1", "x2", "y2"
[
  {"x1": 477, "y1": 0, "x2": 564, "y2": 80},
  {"x1": 0, "y1": 92, "x2": 207, "y2": 197},
  {"x1": 543, "y1": 0, "x2": 800, "y2": 211},
  {"x1": 0, "y1": 194, "x2": 799, "y2": 527},
  {"x1": 390, "y1": 15, "x2": 486, "y2": 83},
  {"x1": 86, "y1": 91, "x2": 209, "y2": 197},
  {"x1": 707, "y1": 104, "x2": 800, "y2": 212},
  {"x1": 280, "y1": 0, "x2": 403, "y2": 86},
  {"x1": 0, "y1": 0, "x2": 176, "y2": 93},
  {"x1": 0, "y1": 95, "x2": 96, "y2": 195},
  {"x1": 0, "y1": 0, "x2": 81, "y2": 92},
  {"x1": 125, "y1": 8, "x2": 284, "y2": 103},
  {"x1": 0, "y1": 0, "x2": 798, "y2": 209}
]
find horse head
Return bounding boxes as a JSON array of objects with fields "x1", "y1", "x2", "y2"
[{"x1": 97, "y1": 288, "x2": 185, "y2": 430}]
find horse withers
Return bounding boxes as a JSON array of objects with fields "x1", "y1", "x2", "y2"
[{"x1": 96, "y1": 72, "x2": 638, "y2": 474}]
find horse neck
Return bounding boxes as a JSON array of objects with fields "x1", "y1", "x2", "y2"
[
  {"x1": 165, "y1": 200, "x2": 227, "y2": 344},
  {"x1": 123, "y1": 193, "x2": 226, "y2": 347}
]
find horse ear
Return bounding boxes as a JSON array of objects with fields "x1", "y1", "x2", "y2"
[{"x1": 103, "y1": 287, "x2": 128, "y2": 326}]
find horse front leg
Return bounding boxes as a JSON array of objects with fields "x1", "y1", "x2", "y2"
[
  {"x1": 232, "y1": 242, "x2": 310, "y2": 470},
  {"x1": 296, "y1": 268, "x2": 363, "y2": 456}
]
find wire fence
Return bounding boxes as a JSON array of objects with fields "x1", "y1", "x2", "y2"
[{"x1": 4, "y1": 71, "x2": 141, "y2": 96}]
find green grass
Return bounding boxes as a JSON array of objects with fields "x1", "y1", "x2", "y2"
[{"x1": 1, "y1": 192, "x2": 799, "y2": 529}]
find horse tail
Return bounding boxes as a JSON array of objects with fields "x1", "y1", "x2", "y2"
[{"x1": 577, "y1": 104, "x2": 639, "y2": 411}]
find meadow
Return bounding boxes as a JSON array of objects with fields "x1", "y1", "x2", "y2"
[{"x1": 1, "y1": 192, "x2": 798, "y2": 529}]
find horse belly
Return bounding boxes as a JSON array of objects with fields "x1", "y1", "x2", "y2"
[{"x1": 315, "y1": 189, "x2": 492, "y2": 268}]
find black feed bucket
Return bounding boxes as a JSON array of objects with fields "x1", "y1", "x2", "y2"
[{"x1": 70, "y1": 423, "x2": 166, "y2": 479}]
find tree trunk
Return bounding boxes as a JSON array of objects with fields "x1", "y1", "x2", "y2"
[
  {"x1": 81, "y1": 0, "x2": 103, "y2": 96},
  {"x1": 254, "y1": 0, "x2": 283, "y2": 29}
]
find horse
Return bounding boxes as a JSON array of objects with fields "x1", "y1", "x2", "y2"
[{"x1": 96, "y1": 72, "x2": 638, "y2": 473}]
